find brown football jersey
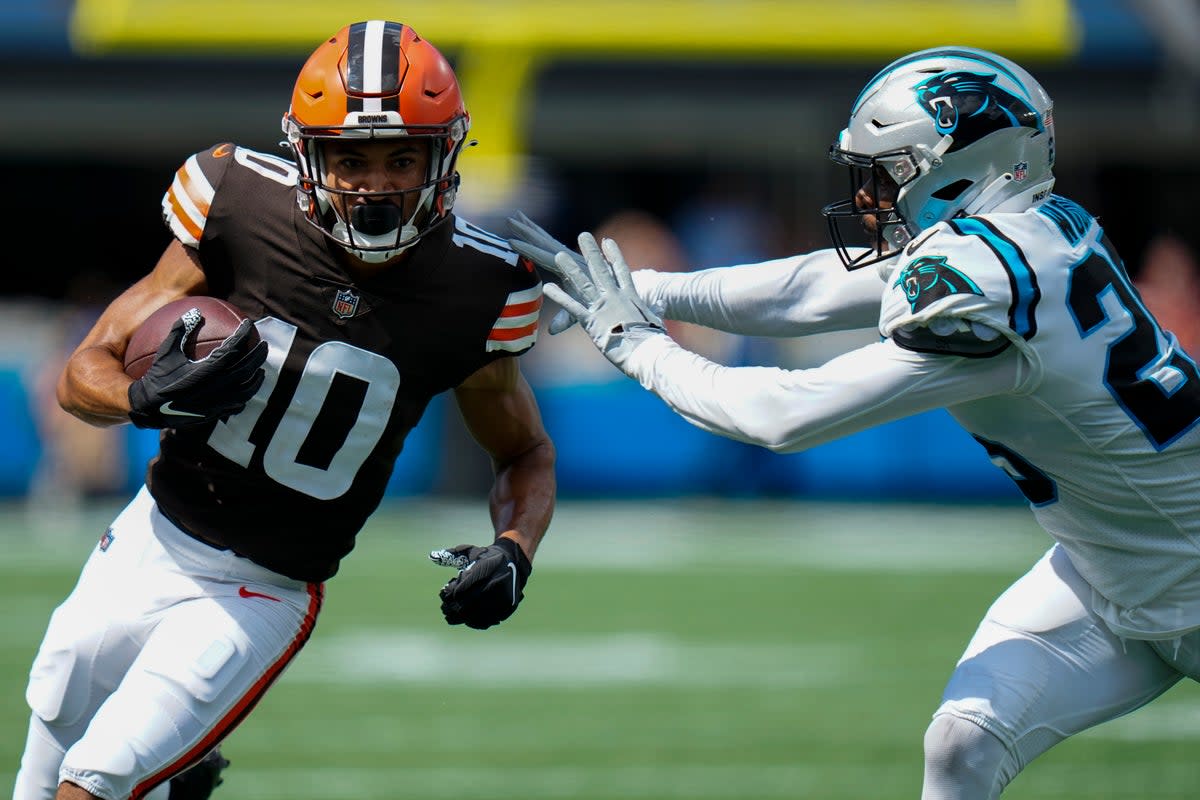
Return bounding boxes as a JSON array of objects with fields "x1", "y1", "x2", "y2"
[{"x1": 152, "y1": 142, "x2": 542, "y2": 581}]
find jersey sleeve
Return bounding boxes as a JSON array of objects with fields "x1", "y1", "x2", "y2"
[
  {"x1": 486, "y1": 277, "x2": 542, "y2": 354},
  {"x1": 632, "y1": 248, "x2": 885, "y2": 337},
  {"x1": 621, "y1": 329, "x2": 1024, "y2": 453},
  {"x1": 878, "y1": 218, "x2": 1040, "y2": 357},
  {"x1": 160, "y1": 142, "x2": 237, "y2": 249},
  {"x1": 451, "y1": 218, "x2": 544, "y2": 355}
]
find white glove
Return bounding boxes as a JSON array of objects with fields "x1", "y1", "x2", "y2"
[
  {"x1": 506, "y1": 211, "x2": 589, "y2": 284},
  {"x1": 550, "y1": 269, "x2": 669, "y2": 335},
  {"x1": 541, "y1": 232, "x2": 666, "y2": 368},
  {"x1": 506, "y1": 211, "x2": 663, "y2": 335}
]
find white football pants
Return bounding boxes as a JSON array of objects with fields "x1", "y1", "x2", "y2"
[
  {"x1": 14, "y1": 486, "x2": 323, "y2": 800},
  {"x1": 923, "y1": 544, "x2": 1191, "y2": 799}
]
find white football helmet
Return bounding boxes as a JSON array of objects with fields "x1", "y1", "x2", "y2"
[{"x1": 822, "y1": 46, "x2": 1056, "y2": 270}]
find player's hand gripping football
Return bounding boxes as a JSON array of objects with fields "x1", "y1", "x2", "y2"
[
  {"x1": 430, "y1": 537, "x2": 532, "y2": 630},
  {"x1": 128, "y1": 310, "x2": 268, "y2": 429},
  {"x1": 508, "y1": 222, "x2": 665, "y2": 368}
]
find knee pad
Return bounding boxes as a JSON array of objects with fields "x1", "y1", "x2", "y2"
[
  {"x1": 26, "y1": 625, "x2": 94, "y2": 727},
  {"x1": 923, "y1": 713, "x2": 1014, "y2": 800}
]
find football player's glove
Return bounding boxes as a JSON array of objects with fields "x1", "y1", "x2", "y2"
[
  {"x1": 430, "y1": 537, "x2": 532, "y2": 630},
  {"x1": 507, "y1": 212, "x2": 670, "y2": 338},
  {"x1": 505, "y1": 211, "x2": 589, "y2": 335},
  {"x1": 128, "y1": 316, "x2": 267, "y2": 429},
  {"x1": 538, "y1": 232, "x2": 666, "y2": 368},
  {"x1": 168, "y1": 746, "x2": 230, "y2": 800}
]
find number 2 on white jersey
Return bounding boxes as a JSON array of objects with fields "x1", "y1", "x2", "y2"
[{"x1": 1067, "y1": 242, "x2": 1200, "y2": 450}]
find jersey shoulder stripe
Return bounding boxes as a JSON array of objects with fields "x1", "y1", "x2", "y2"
[
  {"x1": 160, "y1": 143, "x2": 238, "y2": 248},
  {"x1": 487, "y1": 284, "x2": 542, "y2": 353},
  {"x1": 162, "y1": 152, "x2": 216, "y2": 246},
  {"x1": 445, "y1": 218, "x2": 543, "y2": 353},
  {"x1": 947, "y1": 216, "x2": 1042, "y2": 340}
]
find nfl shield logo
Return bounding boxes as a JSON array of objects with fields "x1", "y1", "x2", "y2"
[
  {"x1": 1013, "y1": 161, "x2": 1028, "y2": 181},
  {"x1": 332, "y1": 288, "x2": 359, "y2": 319},
  {"x1": 99, "y1": 528, "x2": 115, "y2": 552}
]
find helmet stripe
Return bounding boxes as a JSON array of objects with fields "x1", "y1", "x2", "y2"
[
  {"x1": 360, "y1": 21, "x2": 384, "y2": 95},
  {"x1": 359, "y1": 20, "x2": 384, "y2": 113},
  {"x1": 346, "y1": 21, "x2": 375, "y2": 93},
  {"x1": 377, "y1": 22, "x2": 402, "y2": 112},
  {"x1": 345, "y1": 20, "x2": 403, "y2": 115},
  {"x1": 345, "y1": 21, "x2": 367, "y2": 113}
]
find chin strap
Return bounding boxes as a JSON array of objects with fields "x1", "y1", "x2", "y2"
[{"x1": 331, "y1": 219, "x2": 420, "y2": 262}]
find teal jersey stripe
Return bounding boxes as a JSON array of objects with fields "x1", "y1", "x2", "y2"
[{"x1": 948, "y1": 217, "x2": 1041, "y2": 339}]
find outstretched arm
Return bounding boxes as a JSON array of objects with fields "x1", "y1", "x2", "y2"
[
  {"x1": 630, "y1": 250, "x2": 884, "y2": 337},
  {"x1": 540, "y1": 231, "x2": 1028, "y2": 452},
  {"x1": 622, "y1": 334, "x2": 1023, "y2": 452},
  {"x1": 507, "y1": 211, "x2": 882, "y2": 337}
]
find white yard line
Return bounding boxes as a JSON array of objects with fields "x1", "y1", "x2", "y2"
[{"x1": 285, "y1": 629, "x2": 866, "y2": 688}]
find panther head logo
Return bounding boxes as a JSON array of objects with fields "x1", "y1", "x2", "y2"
[
  {"x1": 894, "y1": 255, "x2": 983, "y2": 312},
  {"x1": 913, "y1": 71, "x2": 1040, "y2": 151}
]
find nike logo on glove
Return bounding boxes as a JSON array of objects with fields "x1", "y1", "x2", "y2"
[
  {"x1": 507, "y1": 562, "x2": 518, "y2": 605},
  {"x1": 159, "y1": 401, "x2": 205, "y2": 418}
]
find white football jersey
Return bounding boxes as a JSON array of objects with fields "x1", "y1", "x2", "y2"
[
  {"x1": 880, "y1": 196, "x2": 1200, "y2": 637},
  {"x1": 624, "y1": 195, "x2": 1200, "y2": 639}
]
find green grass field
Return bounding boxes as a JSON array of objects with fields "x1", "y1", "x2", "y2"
[{"x1": 4, "y1": 498, "x2": 1200, "y2": 799}]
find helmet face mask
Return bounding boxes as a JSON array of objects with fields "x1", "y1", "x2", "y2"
[
  {"x1": 282, "y1": 20, "x2": 471, "y2": 263},
  {"x1": 821, "y1": 47, "x2": 1056, "y2": 271},
  {"x1": 823, "y1": 147, "x2": 921, "y2": 271}
]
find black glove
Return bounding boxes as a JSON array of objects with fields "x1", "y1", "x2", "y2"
[
  {"x1": 430, "y1": 537, "x2": 532, "y2": 630},
  {"x1": 128, "y1": 315, "x2": 267, "y2": 429},
  {"x1": 168, "y1": 746, "x2": 230, "y2": 800}
]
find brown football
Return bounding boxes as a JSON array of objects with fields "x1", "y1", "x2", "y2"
[{"x1": 124, "y1": 297, "x2": 256, "y2": 380}]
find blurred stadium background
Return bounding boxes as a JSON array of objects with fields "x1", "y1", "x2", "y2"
[{"x1": 3, "y1": 1, "x2": 1200, "y2": 797}]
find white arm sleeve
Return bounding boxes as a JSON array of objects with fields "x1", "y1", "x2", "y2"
[
  {"x1": 622, "y1": 333, "x2": 1026, "y2": 453},
  {"x1": 632, "y1": 249, "x2": 883, "y2": 337}
]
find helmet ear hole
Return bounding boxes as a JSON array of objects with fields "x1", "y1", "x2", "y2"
[{"x1": 931, "y1": 179, "x2": 974, "y2": 201}]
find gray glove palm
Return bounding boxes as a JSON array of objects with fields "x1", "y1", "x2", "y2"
[
  {"x1": 510, "y1": 218, "x2": 665, "y2": 367},
  {"x1": 507, "y1": 212, "x2": 668, "y2": 337},
  {"x1": 506, "y1": 212, "x2": 591, "y2": 334}
]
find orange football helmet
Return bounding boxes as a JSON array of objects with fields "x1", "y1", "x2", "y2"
[{"x1": 282, "y1": 20, "x2": 471, "y2": 261}]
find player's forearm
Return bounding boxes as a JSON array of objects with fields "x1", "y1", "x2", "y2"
[
  {"x1": 636, "y1": 250, "x2": 884, "y2": 337},
  {"x1": 57, "y1": 345, "x2": 135, "y2": 426},
  {"x1": 489, "y1": 439, "x2": 556, "y2": 560},
  {"x1": 621, "y1": 335, "x2": 1015, "y2": 453}
]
